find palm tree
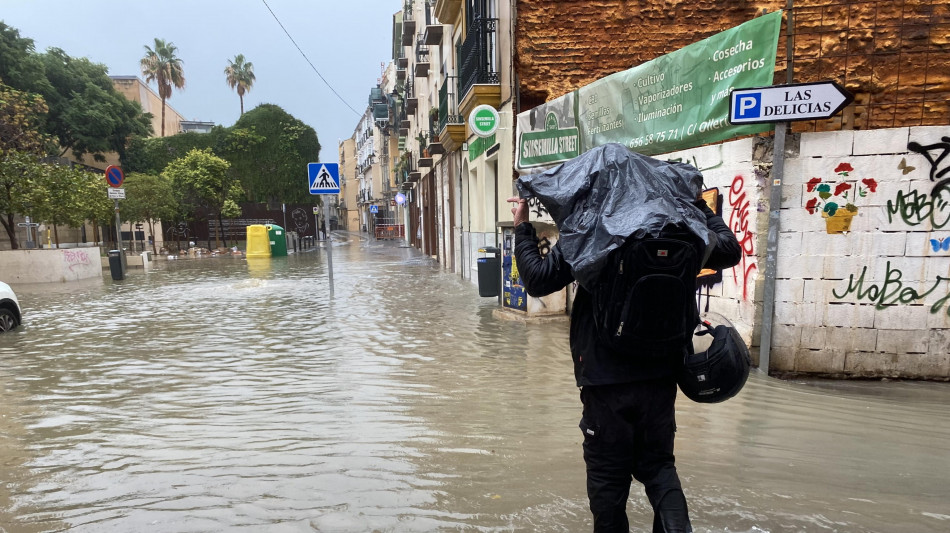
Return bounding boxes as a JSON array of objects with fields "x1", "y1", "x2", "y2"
[
  {"x1": 140, "y1": 38, "x2": 185, "y2": 137},
  {"x1": 224, "y1": 54, "x2": 255, "y2": 115}
]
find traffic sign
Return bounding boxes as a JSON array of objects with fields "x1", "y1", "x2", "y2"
[
  {"x1": 729, "y1": 81, "x2": 853, "y2": 125},
  {"x1": 308, "y1": 163, "x2": 340, "y2": 195},
  {"x1": 105, "y1": 165, "x2": 125, "y2": 188},
  {"x1": 369, "y1": 205, "x2": 379, "y2": 214},
  {"x1": 108, "y1": 187, "x2": 126, "y2": 199}
]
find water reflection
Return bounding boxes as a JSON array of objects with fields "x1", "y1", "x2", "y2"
[{"x1": 1, "y1": 237, "x2": 948, "y2": 532}]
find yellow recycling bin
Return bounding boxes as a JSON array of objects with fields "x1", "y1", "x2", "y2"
[{"x1": 245, "y1": 224, "x2": 271, "y2": 258}]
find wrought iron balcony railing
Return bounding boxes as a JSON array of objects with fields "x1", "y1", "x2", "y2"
[
  {"x1": 438, "y1": 76, "x2": 464, "y2": 131},
  {"x1": 457, "y1": 17, "x2": 499, "y2": 101}
]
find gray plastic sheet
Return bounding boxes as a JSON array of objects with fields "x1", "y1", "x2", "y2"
[{"x1": 516, "y1": 143, "x2": 711, "y2": 289}]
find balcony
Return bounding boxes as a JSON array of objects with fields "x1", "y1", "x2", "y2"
[
  {"x1": 437, "y1": 77, "x2": 466, "y2": 152},
  {"x1": 427, "y1": 113, "x2": 444, "y2": 154},
  {"x1": 414, "y1": 35, "x2": 430, "y2": 78},
  {"x1": 401, "y1": 6, "x2": 415, "y2": 46},
  {"x1": 396, "y1": 67, "x2": 406, "y2": 81},
  {"x1": 433, "y1": 0, "x2": 461, "y2": 24},
  {"x1": 423, "y1": 2, "x2": 443, "y2": 45},
  {"x1": 458, "y1": 16, "x2": 500, "y2": 115}
]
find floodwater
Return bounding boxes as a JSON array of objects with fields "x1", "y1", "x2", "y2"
[{"x1": 1, "y1": 235, "x2": 948, "y2": 533}]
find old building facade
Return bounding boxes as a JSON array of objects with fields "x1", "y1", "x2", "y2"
[{"x1": 343, "y1": 0, "x2": 949, "y2": 379}]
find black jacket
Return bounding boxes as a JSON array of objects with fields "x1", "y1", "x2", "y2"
[{"x1": 514, "y1": 202, "x2": 742, "y2": 386}]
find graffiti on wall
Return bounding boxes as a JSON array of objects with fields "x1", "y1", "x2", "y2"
[
  {"x1": 803, "y1": 162, "x2": 879, "y2": 234},
  {"x1": 62, "y1": 249, "x2": 92, "y2": 272},
  {"x1": 728, "y1": 175, "x2": 757, "y2": 300},
  {"x1": 907, "y1": 136, "x2": 950, "y2": 192},
  {"x1": 832, "y1": 261, "x2": 950, "y2": 316},
  {"x1": 829, "y1": 134, "x2": 950, "y2": 318}
]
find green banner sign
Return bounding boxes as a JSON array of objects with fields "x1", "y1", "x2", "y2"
[{"x1": 516, "y1": 11, "x2": 783, "y2": 172}]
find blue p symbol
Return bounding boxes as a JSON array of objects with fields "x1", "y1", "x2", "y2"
[{"x1": 735, "y1": 93, "x2": 761, "y2": 120}]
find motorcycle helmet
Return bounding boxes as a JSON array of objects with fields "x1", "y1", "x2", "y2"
[{"x1": 677, "y1": 313, "x2": 751, "y2": 403}]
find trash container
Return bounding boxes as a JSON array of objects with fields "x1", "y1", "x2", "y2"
[
  {"x1": 107, "y1": 249, "x2": 125, "y2": 281},
  {"x1": 246, "y1": 225, "x2": 271, "y2": 258},
  {"x1": 476, "y1": 246, "x2": 501, "y2": 297},
  {"x1": 267, "y1": 224, "x2": 287, "y2": 257}
]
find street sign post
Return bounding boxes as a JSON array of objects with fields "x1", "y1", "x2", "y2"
[
  {"x1": 728, "y1": 80, "x2": 854, "y2": 374},
  {"x1": 104, "y1": 165, "x2": 127, "y2": 279},
  {"x1": 728, "y1": 81, "x2": 853, "y2": 125},
  {"x1": 308, "y1": 162, "x2": 339, "y2": 296}
]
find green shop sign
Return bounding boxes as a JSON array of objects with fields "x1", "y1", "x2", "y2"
[
  {"x1": 469, "y1": 133, "x2": 497, "y2": 161},
  {"x1": 518, "y1": 113, "x2": 581, "y2": 169},
  {"x1": 516, "y1": 10, "x2": 782, "y2": 171}
]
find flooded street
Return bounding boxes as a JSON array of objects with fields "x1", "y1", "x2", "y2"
[{"x1": 1, "y1": 235, "x2": 949, "y2": 532}]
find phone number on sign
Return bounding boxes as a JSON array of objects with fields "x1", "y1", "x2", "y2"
[{"x1": 626, "y1": 128, "x2": 684, "y2": 149}]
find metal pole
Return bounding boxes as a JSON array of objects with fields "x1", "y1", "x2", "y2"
[
  {"x1": 323, "y1": 195, "x2": 335, "y2": 297},
  {"x1": 758, "y1": 123, "x2": 788, "y2": 374},
  {"x1": 114, "y1": 198, "x2": 123, "y2": 252}
]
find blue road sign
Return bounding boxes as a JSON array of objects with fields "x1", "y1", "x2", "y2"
[
  {"x1": 308, "y1": 163, "x2": 340, "y2": 195},
  {"x1": 370, "y1": 205, "x2": 379, "y2": 214},
  {"x1": 105, "y1": 165, "x2": 125, "y2": 188}
]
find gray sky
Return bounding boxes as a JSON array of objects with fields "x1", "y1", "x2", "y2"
[{"x1": 1, "y1": 0, "x2": 399, "y2": 163}]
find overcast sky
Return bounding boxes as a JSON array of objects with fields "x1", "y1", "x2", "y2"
[{"x1": 1, "y1": 0, "x2": 399, "y2": 164}]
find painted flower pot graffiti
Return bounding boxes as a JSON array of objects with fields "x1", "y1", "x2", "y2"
[
  {"x1": 821, "y1": 209, "x2": 857, "y2": 234},
  {"x1": 805, "y1": 162, "x2": 878, "y2": 234}
]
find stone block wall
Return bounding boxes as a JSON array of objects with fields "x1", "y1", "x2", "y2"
[{"x1": 775, "y1": 126, "x2": 950, "y2": 378}]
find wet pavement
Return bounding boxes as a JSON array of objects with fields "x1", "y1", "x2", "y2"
[{"x1": 1, "y1": 234, "x2": 948, "y2": 532}]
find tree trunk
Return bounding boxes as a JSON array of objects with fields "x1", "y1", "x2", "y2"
[
  {"x1": 217, "y1": 213, "x2": 227, "y2": 247},
  {"x1": 149, "y1": 220, "x2": 157, "y2": 254},
  {"x1": 161, "y1": 97, "x2": 167, "y2": 137},
  {"x1": 1, "y1": 214, "x2": 19, "y2": 249},
  {"x1": 53, "y1": 224, "x2": 60, "y2": 248},
  {"x1": 240, "y1": 94, "x2": 244, "y2": 115}
]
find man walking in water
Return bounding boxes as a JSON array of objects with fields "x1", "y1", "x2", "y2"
[{"x1": 508, "y1": 147, "x2": 741, "y2": 532}]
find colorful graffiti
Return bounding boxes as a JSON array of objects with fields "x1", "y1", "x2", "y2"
[
  {"x1": 728, "y1": 175, "x2": 756, "y2": 300},
  {"x1": 829, "y1": 134, "x2": 950, "y2": 318},
  {"x1": 803, "y1": 162, "x2": 878, "y2": 234},
  {"x1": 832, "y1": 261, "x2": 950, "y2": 315}
]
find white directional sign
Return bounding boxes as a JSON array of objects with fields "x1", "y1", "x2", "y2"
[
  {"x1": 729, "y1": 81, "x2": 853, "y2": 125},
  {"x1": 308, "y1": 163, "x2": 340, "y2": 195},
  {"x1": 108, "y1": 187, "x2": 126, "y2": 199}
]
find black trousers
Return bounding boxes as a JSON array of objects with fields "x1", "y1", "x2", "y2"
[{"x1": 579, "y1": 378, "x2": 692, "y2": 533}]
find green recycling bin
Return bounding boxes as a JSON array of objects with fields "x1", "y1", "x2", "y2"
[{"x1": 267, "y1": 224, "x2": 287, "y2": 257}]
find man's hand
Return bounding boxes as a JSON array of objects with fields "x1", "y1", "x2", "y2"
[{"x1": 507, "y1": 196, "x2": 528, "y2": 227}]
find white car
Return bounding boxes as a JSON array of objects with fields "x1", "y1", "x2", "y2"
[{"x1": 0, "y1": 281, "x2": 22, "y2": 333}]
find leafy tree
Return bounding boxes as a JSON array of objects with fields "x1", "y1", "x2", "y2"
[
  {"x1": 224, "y1": 54, "x2": 255, "y2": 116},
  {"x1": 162, "y1": 148, "x2": 241, "y2": 249},
  {"x1": 140, "y1": 38, "x2": 185, "y2": 137},
  {"x1": 223, "y1": 104, "x2": 320, "y2": 204},
  {"x1": 0, "y1": 82, "x2": 50, "y2": 248},
  {"x1": 123, "y1": 129, "x2": 222, "y2": 173},
  {"x1": 32, "y1": 164, "x2": 99, "y2": 248},
  {"x1": 122, "y1": 171, "x2": 176, "y2": 254},
  {"x1": 38, "y1": 48, "x2": 152, "y2": 162},
  {"x1": 0, "y1": 23, "x2": 51, "y2": 101},
  {"x1": 1, "y1": 23, "x2": 152, "y2": 163}
]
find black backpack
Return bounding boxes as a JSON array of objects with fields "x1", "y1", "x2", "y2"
[{"x1": 591, "y1": 226, "x2": 704, "y2": 356}]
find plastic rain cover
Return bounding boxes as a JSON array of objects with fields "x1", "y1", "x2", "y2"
[{"x1": 516, "y1": 143, "x2": 711, "y2": 289}]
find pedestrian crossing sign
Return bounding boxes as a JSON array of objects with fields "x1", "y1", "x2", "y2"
[{"x1": 308, "y1": 163, "x2": 340, "y2": 195}]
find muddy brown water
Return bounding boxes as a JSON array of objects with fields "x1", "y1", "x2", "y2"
[{"x1": 2, "y1": 237, "x2": 948, "y2": 532}]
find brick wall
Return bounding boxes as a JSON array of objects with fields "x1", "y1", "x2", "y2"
[{"x1": 516, "y1": 0, "x2": 950, "y2": 131}]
